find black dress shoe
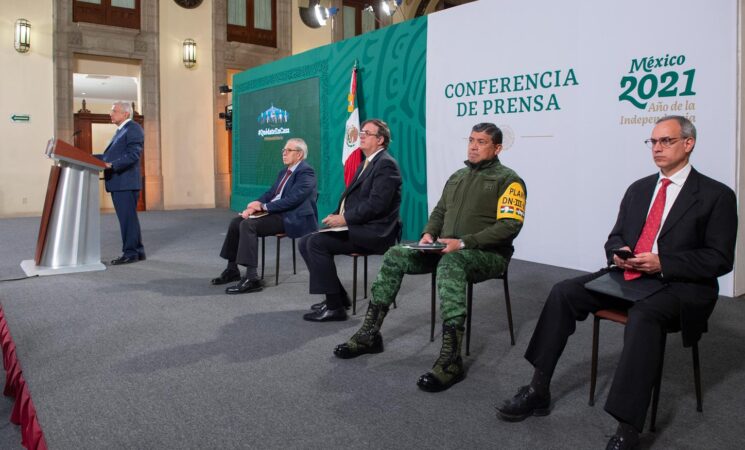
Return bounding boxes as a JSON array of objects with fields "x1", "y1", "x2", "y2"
[
  {"x1": 606, "y1": 434, "x2": 639, "y2": 450},
  {"x1": 111, "y1": 255, "x2": 139, "y2": 265},
  {"x1": 303, "y1": 306, "x2": 347, "y2": 322},
  {"x1": 138, "y1": 253, "x2": 146, "y2": 261},
  {"x1": 496, "y1": 385, "x2": 551, "y2": 422},
  {"x1": 310, "y1": 297, "x2": 352, "y2": 311},
  {"x1": 225, "y1": 278, "x2": 263, "y2": 294},
  {"x1": 211, "y1": 269, "x2": 241, "y2": 285}
]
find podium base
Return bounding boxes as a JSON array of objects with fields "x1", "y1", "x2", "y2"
[{"x1": 20, "y1": 259, "x2": 106, "y2": 277}]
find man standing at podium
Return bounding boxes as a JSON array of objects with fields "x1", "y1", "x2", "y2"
[{"x1": 95, "y1": 101, "x2": 145, "y2": 265}]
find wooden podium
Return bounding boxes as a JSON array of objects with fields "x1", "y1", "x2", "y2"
[{"x1": 21, "y1": 139, "x2": 108, "y2": 276}]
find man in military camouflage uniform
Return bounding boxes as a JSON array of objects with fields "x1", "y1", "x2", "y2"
[{"x1": 334, "y1": 122, "x2": 527, "y2": 392}]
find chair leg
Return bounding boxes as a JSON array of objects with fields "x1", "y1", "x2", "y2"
[
  {"x1": 275, "y1": 236, "x2": 281, "y2": 286},
  {"x1": 352, "y1": 256, "x2": 358, "y2": 315},
  {"x1": 363, "y1": 256, "x2": 368, "y2": 298},
  {"x1": 430, "y1": 272, "x2": 436, "y2": 342},
  {"x1": 692, "y1": 341, "x2": 702, "y2": 412},
  {"x1": 649, "y1": 332, "x2": 667, "y2": 433},
  {"x1": 466, "y1": 282, "x2": 473, "y2": 356},
  {"x1": 502, "y1": 273, "x2": 515, "y2": 346},
  {"x1": 260, "y1": 237, "x2": 266, "y2": 280},
  {"x1": 291, "y1": 238, "x2": 297, "y2": 274},
  {"x1": 589, "y1": 315, "x2": 600, "y2": 406}
]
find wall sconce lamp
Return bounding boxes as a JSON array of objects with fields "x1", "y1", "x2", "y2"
[
  {"x1": 14, "y1": 19, "x2": 31, "y2": 53},
  {"x1": 182, "y1": 38, "x2": 197, "y2": 68}
]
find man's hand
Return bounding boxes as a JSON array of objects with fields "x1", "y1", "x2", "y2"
[
  {"x1": 438, "y1": 238, "x2": 462, "y2": 254},
  {"x1": 322, "y1": 214, "x2": 347, "y2": 228},
  {"x1": 626, "y1": 252, "x2": 662, "y2": 274},
  {"x1": 105, "y1": 162, "x2": 112, "y2": 169},
  {"x1": 245, "y1": 201, "x2": 264, "y2": 216},
  {"x1": 419, "y1": 233, "x2": 435, "y2": 245},
  {"x1": 612, "y1": 246, "x2": 634, "y2": 269},
  {"x1": 240, "y1": 209, "x2": 250, "y2": 219}
]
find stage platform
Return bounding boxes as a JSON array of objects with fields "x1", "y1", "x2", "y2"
[{"x1": 1, "y1": 209, "x2": 743, "y2": 449}]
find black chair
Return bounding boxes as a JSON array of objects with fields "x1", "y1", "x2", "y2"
[
  {"x1": 348, "y1": 253, "x2": 369, "y2": 315},
  {"x1": 260, "y1": 233, "x2": 296, "y2": 286},
  {"x1": 347, "y1": 221, "x2": 403, "y2": 315},
  {"x1": 429, "y1": 264, "x2": 515, "y2": 356},
  {"x1": 589, "y1": 309, "x2": 702, "y2": 432}
]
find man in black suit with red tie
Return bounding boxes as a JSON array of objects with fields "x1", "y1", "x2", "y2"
[
  {"x1": 300, "y1": 119, "x2": 402, "y2": 322},
  {"x1": 497, "y1": 116, "x2": 737, "y2": 450},
  {"x1": 212, "y1": 138, "x2": 318, "y2": 294}
]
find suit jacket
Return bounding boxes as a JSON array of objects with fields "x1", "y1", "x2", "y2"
[
  {"x1": 604, "y1": 168, "x2": 738, "y2": 346},
  {"x1": 336, "y1": 150, "x2": 402, "y2": 253},
  {"x1": 95, "y1": 120, "x2": 144, "y2": 192},
  {"x1": 258, "y1": 160, "x2": 318, "y2": 239}
]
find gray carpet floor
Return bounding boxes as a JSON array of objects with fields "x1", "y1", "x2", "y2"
[{"x1": 0, "y1": 209, "x2": 743, "y2": 449}]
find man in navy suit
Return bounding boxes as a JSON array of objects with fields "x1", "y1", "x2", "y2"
[
  {"x1": 212, "y1": 138, "x2": 318, "y2": 294},
  {"x1": 497, "y1": 116, "x2": 737, "y2": 450},
  {"x1": 299, "y1": 119, "x2": 402, "y2": 322},
  {"x1": 95, "y1": 101, "x2": 145, "y2": 265}
]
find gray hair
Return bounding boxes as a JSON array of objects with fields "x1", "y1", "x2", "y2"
[
  {"x1": 286, "y1": 138, "x2": 308, "y2": 159},
  {"x1": 113, "y1": 101, "x2": 133, "y2": 117},
  {"x1": 657, "y1": 115, "x2": 696, "y2": 150}
]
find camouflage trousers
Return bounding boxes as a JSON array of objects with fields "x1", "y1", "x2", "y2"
[{"x1": 370, "y1": 245, "x2": 508, "y2": 325}]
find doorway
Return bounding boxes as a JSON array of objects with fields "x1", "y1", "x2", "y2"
[{"x1": 72, "y1": 55, "x2": 145, "y2": 211}]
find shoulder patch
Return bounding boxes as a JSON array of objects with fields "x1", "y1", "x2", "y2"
[{"x1": 497, "y1": 182, "x2": 526, "y2": 222}]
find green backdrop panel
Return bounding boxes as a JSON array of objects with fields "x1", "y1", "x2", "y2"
[{"x1": 232, "y1": 17, "x2": 427, "y2": 241}]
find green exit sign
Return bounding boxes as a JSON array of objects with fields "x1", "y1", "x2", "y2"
[{"x1": 10, "y1": 114, "x2": 30, "y2": 122}]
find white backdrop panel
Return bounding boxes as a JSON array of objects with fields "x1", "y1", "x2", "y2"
[{"x1": 426, "y1": 0, "x2": 737, "y2": 295}]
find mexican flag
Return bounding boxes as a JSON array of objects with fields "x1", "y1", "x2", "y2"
[{"x1": 342, "y1": 64, "x2": 362, "y2": 186}]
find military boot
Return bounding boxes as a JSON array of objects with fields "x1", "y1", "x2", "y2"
[
  {"x1": 333, "y1": 302, "x2": 389, "y2": 359},
  {"x1": 417, "y1": 323, "x2": 465, "y2": 392}
]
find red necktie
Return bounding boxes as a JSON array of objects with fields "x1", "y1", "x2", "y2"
[
  {"x1": 274, "y1": 169, "x2": 292, "y2": 197},
  {"x1": 625, "y1": 178, "x2": 672, "y2": 280}
]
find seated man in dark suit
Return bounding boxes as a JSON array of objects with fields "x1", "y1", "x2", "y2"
[
  {"x1": 497, "y1": 116, "x2": 738, "y2": 450},
  {"x1": 212, "y1": 138, "x2": 318, "y2": 294},
  {"x1": 94, "y1": 101, "x2": 145, "y2": 265},
  {"x1": 334, "y1": 122, "x2": 526, "y2": 392},
  {"x1": 300, "y1": 119, "x2": 402, "y2": 322}
]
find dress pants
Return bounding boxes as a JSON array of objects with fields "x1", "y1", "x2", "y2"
[
  {"x1": 298, "y1": 231, "x2": 366, "y2": 308},
  {"x1": 219, "y1": 214, "x2": 284, "y2": 269},
  {"x1": 111, "y1": 190, "x2": 144, "y2": 258},
  {"x1": 524, "y1": 270, "x2": 682, "y2": 432}
]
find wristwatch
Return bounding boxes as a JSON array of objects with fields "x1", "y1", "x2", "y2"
[{"x1": 459, "y1": 240, "x2": 465, "y2": 250}]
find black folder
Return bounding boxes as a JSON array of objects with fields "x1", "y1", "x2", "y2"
[{"x1": 584, "y1": 270, "x2": 666, "y2": 302}]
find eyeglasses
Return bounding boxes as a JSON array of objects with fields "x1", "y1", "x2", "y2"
[
  {"x1": 281, "y1": 148, "x2": 300, "y2": 153},
  {"x1": 644, "y1": 136, "x2": 688, "y2": 149},
  {"x1": 359, "y1": 130, "x2": 379, "y2": 137}
]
